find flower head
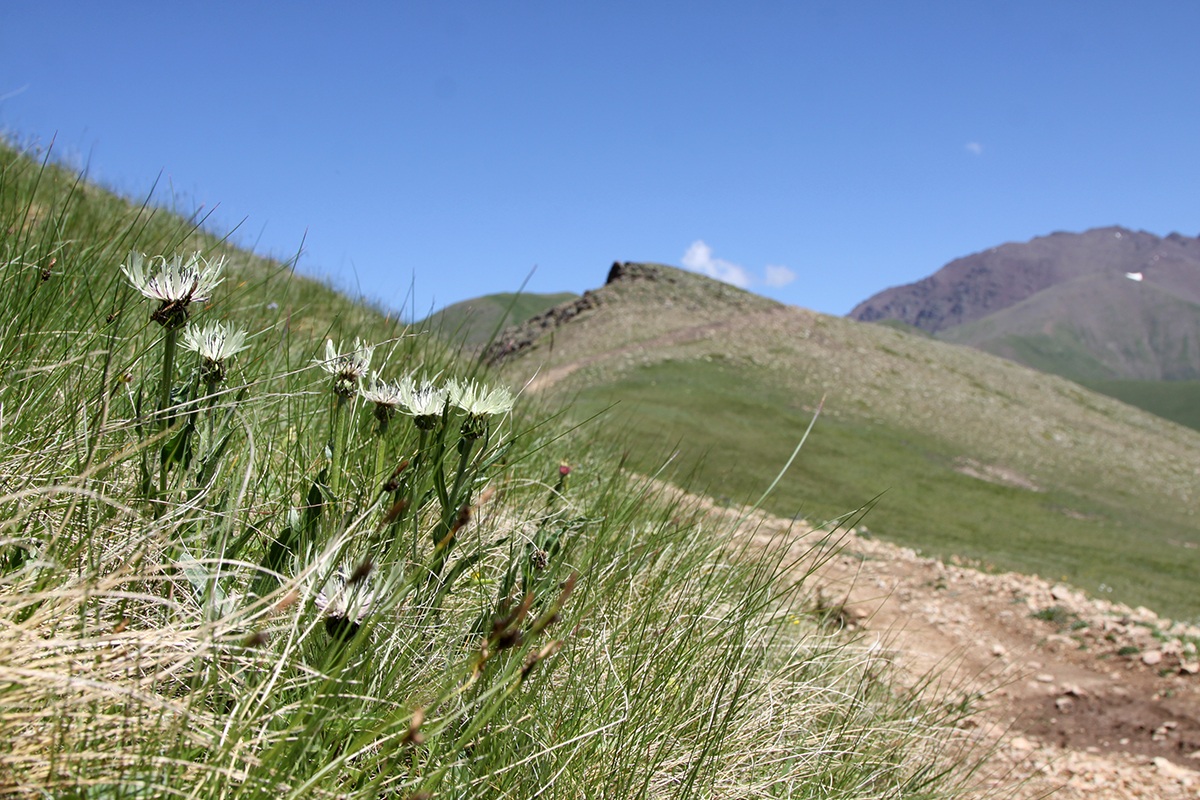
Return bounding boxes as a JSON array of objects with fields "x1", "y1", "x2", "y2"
[
  {"x1": 316, "y1": 338, "x2": 375, "y2": 397},
  {"x1": 361, "y1": 374, "x2": 414, "y2": 423},
  {"x1": 122, "y1": 251, "x2": 225, "y2": 329},
  {"x1": 360, "y1": 374, "x2": 410, "y2": 407},
  {"x1": 311, "y1": 560, "x2": 376, "y2": 640},
  {"x1": 182, "y1": 320, "x2": 248, "y2": 383},
  {"x1": 447, "y1": 379, "x2": 514, "y2": 438},
  {"x1": 392, "y1": 379, "x2": 446, "y2": 430},
  {"x1": 446, "y1": 379, "x2": 515, "y2": 418}
]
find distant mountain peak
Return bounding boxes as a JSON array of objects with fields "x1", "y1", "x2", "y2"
[
  {"x1": 849, "y1": 226, "x2": 1200, "y2": 335},
  {"x1": 849, "y1": 226, "x2": 1200, "y2": 382}
]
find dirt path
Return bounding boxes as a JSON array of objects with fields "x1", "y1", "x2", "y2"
[{"x1": 722, "y1": 502, "x2": 1200, "y2": 798}]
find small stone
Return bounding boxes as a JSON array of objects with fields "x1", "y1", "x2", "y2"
[
  {"x1": 1153, "y1": 722, "x2": 1177, "y2": 741},
  {"x1": 1153, "y1": 756, "x2": 1196, "y2": 782},
  {"x1": 1142, "y1": 649, "x2": 1164, "y2": 666},
  {"x1": 1055, "y1": 696, "x2": 1074, "y2": 711},
  {"x1": 1010, "y1": 736, "x2": 1035, "y2": 751},
  {"x1": 991, "y1": 643, "x2": 1007, "y2": 657},
  {"x1": 1036, "y1": 673, "x2": 1055, "y2": 683},
  {"x1": 1050, "y1": 584, "x2": 1072, "y2": 601},
  {"x1": 1180, "y1": 661, "x2": 1200, "y2": 675}
]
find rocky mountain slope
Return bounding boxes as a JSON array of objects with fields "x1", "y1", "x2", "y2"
[{"x1": 849, "y1": 226, "x2": 1200, "y2": 382}]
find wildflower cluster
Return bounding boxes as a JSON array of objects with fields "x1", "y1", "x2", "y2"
[
  {"x1": 118, "y1": 245, "x2": 575, "y2": 669},
  {"x1": 359, "y1": 374, "x2": 513, "y2": 433},
  {"x1": 122, "y1": 252, "x2": 529, "y2": 626},
  {"x1": 114, "y1": 248, "x2": 590, "y2": 798},
  {"x1": 122, "y1": 251, "x2": 248, "y2": 497}
]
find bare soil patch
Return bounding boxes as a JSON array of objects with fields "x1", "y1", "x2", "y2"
[{"x1": 697, "y1": 495, "x2": 1200, "y2": 798}]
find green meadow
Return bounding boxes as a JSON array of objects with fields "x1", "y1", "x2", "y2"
[{"x1": 565, "y1": 355, "x2": 1200, "y2": 620}]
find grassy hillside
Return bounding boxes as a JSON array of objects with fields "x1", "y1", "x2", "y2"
[
  {"x1": 494, "y1": 263, "x2": 1200, "y2": 620},
  {"x1": 0, "y1": 143, "x2": 978, "y2": 797},
  {"x1": 938, "y1": 271, "x2": 1200, "y2": 382},
  {"x1": 936, "y1": 275, "x2": 1200, "y2": 431},
  {"x1": 852, "y1": 227, "x2": 1200, "y2": 431},
  {"x1": 1077, "y1": 378, "x2": 1200, "y2": 432},
  {"x1": 419, "y1": 291, "x2": 577, "y2": 349}
]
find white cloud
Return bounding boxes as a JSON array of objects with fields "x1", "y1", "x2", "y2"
[
  {"x1": 681, "y1": 240, "x2": 751, "y2": 288},
  {"x1": 964, "y1": 141, "x2": 984, "y2": 156},
  {"x1": 764, "y1": 264, "x2": 796, "y2": 287},
  {"x1": 681, "y1": 241, "x2": 797, "y2": 291}
]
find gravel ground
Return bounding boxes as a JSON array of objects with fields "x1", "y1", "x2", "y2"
[{"x1": 732, "y1": 506, "x2": 1200, "y2": 799}]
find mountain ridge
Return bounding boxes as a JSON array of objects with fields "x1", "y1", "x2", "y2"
[
  {"x1": 489, "y1": 258, "x2": 1200, "y2": 619},
  {"x1": 847, "y1": 226, "x2": 1200, "y2": 410},
  {"x1": 484, "y1": 260, "x2": 780, "y2": 367},
  {"x1": 849, "y1": 225, "x2": 1200, "y2": 335}
]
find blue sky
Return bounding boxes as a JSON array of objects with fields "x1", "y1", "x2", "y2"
[{"x1": 3, "y1": 2, "x2": 1199, "y2": 318}]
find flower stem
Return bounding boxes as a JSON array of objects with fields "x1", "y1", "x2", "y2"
[
  {"x1": 446, "y1": 436, "x2": 477, "y2": 519},
  {"x1": 204, "y1": 377, "x2": 220, "y2": 441},
  {"x1": 371, "y1": 416, "x2": 389, "y2": 500},
  {"x1": 427, "y1": 435, "x2": 476, "y2": 582},
  {"x1": 328, "y1": 392, "x2": 350, "y2": 506},
  {"x1": 409, "y1": 427, "x2": 430, "y2": 563},
  {"x1": 158, "y1": 327, "x2": 179, "y2": 429}
]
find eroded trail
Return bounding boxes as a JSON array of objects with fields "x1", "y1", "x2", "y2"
[{"x1": 716, "y1": 499, "x2": 1200, "y2": 799}]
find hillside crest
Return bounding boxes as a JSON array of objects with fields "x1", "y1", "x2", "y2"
[{"x1": 483, "y1": 261, "x2": 778, "y2": 365}]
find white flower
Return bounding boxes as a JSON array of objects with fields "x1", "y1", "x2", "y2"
[
  {"x1": 399, "y1": 380, "x2": 448, "y2": 420},
  {"x1": 446, "y1": 379, "x2": 514, "y2": 439},
  {"x1": 446, "y1": 379, "x2": 514, "y2": 418},
  {"x1": 182, "y1": 320, "x2": 248, "y2": 382},
  {"x1": 360, "y1": 374, "x2": 412, "y2": 408},
  {"x1": 361, "y1": 374, "x2": 415, "y2": 425},
  {"x1": 312, "y1": 561, "x2": 377, "y2": 640},
  {"x1": 122, "y1": 251, "x2": 225, "y2": 329},
  {"x1": 316, "y1": 338, "x2": 374, "y2": 396}
]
